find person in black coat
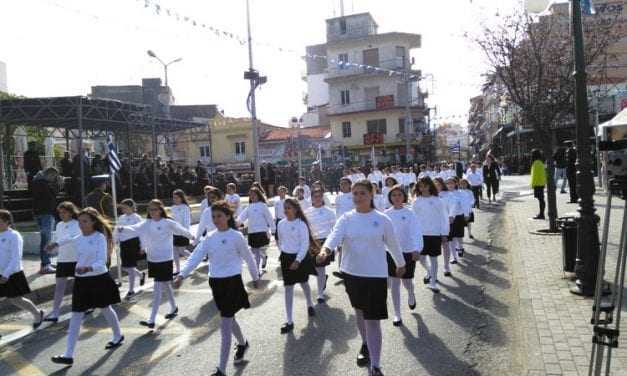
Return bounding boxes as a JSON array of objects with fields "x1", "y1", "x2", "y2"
[
  {"x1": 482, "y1": 155, "x2": 501, "y2": 204},
  {"x1": 565, "y1": 143, "x2": 578, "y2": 203},
  {"x1": 23, "y1": 143, "x2": 42, "y2": 192}
]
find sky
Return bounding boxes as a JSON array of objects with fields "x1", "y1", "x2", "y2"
[{"x1": 0, "y1": 0, "x2": 521, "y2": 127}]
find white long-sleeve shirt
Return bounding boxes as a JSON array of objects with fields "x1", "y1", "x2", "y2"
[
  {"x1": 0, "y1": 229, "x2": 24, "y2": 278},
  {"x1": 200, "y1": 198, "x2": 209, "y2": 214},
  {"x1": 412, "y1": 196, "x2": 449, "y2": 236},
  {"x1": 385, "y1": 207, "x2": 423, "y2": 253},
  {"x1": 459, "y1": 189, "x2": 475, "y2": 217},
  {"x1": 58, "y1": 232, "x2": 109, "y2": 277},
  {"x1": 381, "y1": 187, "x2": 393, "y2": 209},
  {"x1": 335, "y1": 192, "x2": 354, "y2": 219},
  {"x1": 196, "y1": 207, "x2": 217, "y2": 241},
  {"x1": 368, "y1": 170, "x2": 383, "y2": 185},
  {"x1": 116, "y1": 213, "x2": 145, "y2": 248},
  {"x1": 374, "y1": 194, "x2": 386, "y2": 212},
  {"x1": 298, "y1": 198, "x2": 312, "y2": 211},
  {"x1": 292, "y1": 184, "x2": 311, "y2": 200},
  {"x1": 237, "y1": 202, "x2": 275, "y2": 234},
  {"x1": 273, "y1": 196, "x2": 288, "y2": 220},
  {"x1": 180, "y1": 228, "x2": 258, "y2": 280},
  {"x1": 226, "y1": 193, "x2": 242, "y2": 216},
  {"x1": 447, "y1": 190, "x2": 466, "y2": 217},
  {"x1": 54, "y1": 219, "x2": 81, "y2": 263},
  {"x1": 117, "y1": 218, "x2": 192, "y2": 263},
  {"x1": 322, "y1": 210, "x2": 405, "y2": 278},
  {"x1": 277, "y1": 218, "x2": 310, "y2": 262},
  {"x1": 439, "y1": 191, "x2": 457, "y2": 218},
  {"x1": 171, "y1": 204, "x2": 191, "y2": 230},
  {"x1": 464, "y1": 170, "x2": 484, "y2": 187},
  {"x1": 305, "y1": 206, "x2": 336, "y2": 240}
]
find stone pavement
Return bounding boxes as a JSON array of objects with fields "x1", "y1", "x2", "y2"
[{"x1": 501, "y1": 181, "x2": 627, "y2": 375}]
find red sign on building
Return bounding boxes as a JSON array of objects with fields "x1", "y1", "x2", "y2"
[
  {"x1": 364, "y1": 133, "x2": 384, "y2": 145},
  {"x1": 375, "y1": 95, "x2": 395, "y2": 110}
]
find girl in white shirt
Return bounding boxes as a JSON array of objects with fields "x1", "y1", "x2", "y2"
[
  {"x1": 385, "y1": 186, "x2": 423, "y2": 326},
  {"x1": 445, "y1": 177, "x2": 466, "y2": 263},
  {"x1": 196, "y1": 188, "x2": 224, "y2": 242},
  {"x1": 225, "y1": 183, "x2": 242, "y2": 217},
  {"x1": 49, "y1": 208, "x2": 123, "y2": 366},
  {"x1": 294, "y1": 186, "x2": 311, "y2": 211},
  {"x1": 459, "y1": 179, "x2": 476, "y2": 240},
  {"x1": 333, "y1": 177, "x2": 354, "y2": 279},
  {"x1": 171, "y1": 189, "x2": 192, "y2": 275},
  {"x1": 0, "y1": 210, "x2": 43, "y2": 329},
  {"x1": 277, "y1": 198, "x2": 318, "y2": 334},
  {"x1": 413, "y1": 178, "x2": 449, "y2": 293},
  {"x1": 305, "y1": 189, "x2": 337, "y2": 303},
  {"x1": 382, "y1": 177, "x2": 398, "y2": 209},
  {"x1": 272, "y1": 186, "x2": 288, "y2": 241},
  {"x1": 117, "y1": 199, "x2": 194, "y2": 329},
  {"x1": 117, "y1": 199, "x2": 145, "y2": 300},
  {"x1": 237, "y1": 187, "x2": 275, "y2": 276},
  {"x1": 199, "y1": 185, "x2": 214, "y2": 214},
  {"x1": 45, "y1": 202, "x2": 82, "y2": 321},
  {"x1": 434, "y1": 177, "x2": 457, "y2": 276},
  {"x1": 311, "y1": 181, "x2": 332, "y2": 207},
  {"x1": 318, "y1": 180, "x2": 406, "y2": 376},
  {"x1": 175, "y1": 201, "x2": 259, "y2": 376},
  {"x1": 372, "y1": 182, "x2": 386, "y2": 212}
]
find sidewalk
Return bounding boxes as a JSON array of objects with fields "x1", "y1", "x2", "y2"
[{"x1": 502, "y1": 185, "x2": 627, "y2": 375}]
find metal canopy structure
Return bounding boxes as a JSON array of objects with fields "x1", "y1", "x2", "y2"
[{"x1": 0, "y1": 95, "x2": 204, "y2": 207}]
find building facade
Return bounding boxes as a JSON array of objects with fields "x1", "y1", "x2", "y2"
[
  {"x1": 303, "y1": 13, "x2": 428, "y2": 166},
  {"x1": 0, "y1": 60, "x2": 7, "y2": 93}
]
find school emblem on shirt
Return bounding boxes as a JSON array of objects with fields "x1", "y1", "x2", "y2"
[
  {"x1": 157, "y1": 227, "x2": 161, "y2": 231},
  {"x1": 1, "y1": 238, "x2": 5, "y2": 243},
  {"x1": 401, "y1": 216, "x2": 406, "y2": 221},
  {"x1": 221, "y1": 239, "x2": 227, "y2": 245},
  {"x1": 291, "y1": 226, "x2": 295, "y2": 231},
  {"x1": 373, "y1": 221, "x2": 379, "y2": 228}
]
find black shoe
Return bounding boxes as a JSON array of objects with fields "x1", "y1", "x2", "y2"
[
  {"x1": 308, "y1": 306, "x2": 316, "y2": 317},
  {"x1": 140, "y1": 272, "x2": 146, "y2": 286},
  {"x1": 165, "y1": 307, "x2": 178, "y2": 320},
  {"x1": 371, "y1": 366, "x2": 384, "y2": 376},
  {"x1": 280, "y1": 323, "x2": 294, "y2": 334},
  {"x1": 234, "y1": 340, "x2": 249, "y2": 364},
  {"x1": 125, "y1": 291, "x2": 136, "y2": 300},
  {"x1": 533, "y1": 215, "x2": 545, "y2": 220},
  {"x1": 139, "y1": 320, "x2": 155, "y2": 329},
  {"x1": 51, "y1": 356, "x2": 73, "y2": 365},
  {"x1": 392, "y1": 320, "x2": 403, "y2": 327},
  {"x1": 469, "y1": 235, "x2": 474, "y2": 239},
  {"x1": 210, "y1": 368, "x2": 226, "y2": 376},
  {"x1": 33, "y1": 310, "x2": 44, "y2": 329},
  {"x1": 333, "y1": 271, "x2": 344, "y2": 279},
  {"x1": 262, "y1": 255, "x2": 268, "y2": 269},
  {"x1": 458, "y1": 249, "x2": 464, "y2": 257},
  {"x1": 444, "y1": 271, "x2": 452, "y2": 277},
  {"x1": 105, "y1": 336, "x2": 125, "y2": 350},
  {"x1": 423, "y1": 276, "x2": 430, "y2": 285},
  {"x1": 450, "y1": 260, "x2": 458, "y2": 265},
  {"x1": 43, "y1": 316, "x2": 59, "y2": 323},
  {"x1": 408, "y1": 296, "x2": 416, "y2": 311},
  {"x1": 560, "y1": 190, "x2": 567, "y2": 194},
  {"x1": 428, "y1": 285, "x2": 441, "y2": 293},
  {"x1": 85, "y1": 308, "x2": 95, "y2": 315},
  {"x1": 317, "y1": 298, "x2": 326, "y2": 304},
  {"x1": 323, "y1": 274, "x2": 329, "y2": 291},
  {"x1": 356, "y1": 343, "x2": 370, "y2": 367}
]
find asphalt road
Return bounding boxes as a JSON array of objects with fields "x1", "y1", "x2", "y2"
[{"x1": 0, "y1": 177, "x2": 532, "y2": 376}]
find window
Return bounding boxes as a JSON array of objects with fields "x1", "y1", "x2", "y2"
[
  {"x1": 363, "y1": 48, "x2": 380, "y2": 67},
  {"x1": 342, "y1": 122, "x2": 352, "y2": 138},
  {"x1": 340, "y1": 89, "x2": 350, "y2": 105},
  {"x1": 395, "y1": 46, "x2": 406, "y2": 68},
  {"x1": 338, "y1": 53, "x2": 349, "y2": 69},
  {"x1": 199, "y1": 145, "x2": 210, "y2": 158},
  {"x1": 367, "y1": 119, "x2": 387, "y2": 134},
  {"x1": 398, "y1": 118, "x2": 420, "y2": 134},
  {"x1": 234, "y1": 142, "x2": 246, "y2": 156},
  {"x1": 339, "y1": 18, "x2": 347, "y2": 34}
]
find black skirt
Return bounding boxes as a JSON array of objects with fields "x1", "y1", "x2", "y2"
[
  {"x1": 0, "y1": 271, "x2": 31, "y2": 298},
  {"x1": 466, "y1": 212, "x2": 475, "y2": 224},
  {"x1": 55, "y1": 262, "x2": 77, "y2": 278},
  {"x1": 248, "y1": 232, "x2": 270, "y2": 248},
  {"x1": 448, "y1": 215, "x2": 466, "y2": 239},
  {"x1": 343, "y1": 273, "x2": 388, "y2": 320},
  {"x1": 148, "y1": 261, "x2": 174, "y2": 282},
  {"x1": 209, "y1": 274, "x2": 250, "y2": 318},
  {"x1": 386, "y1": 252, "x2": 417, "y2": 279},
  {"x1": 120, "y1": 238, "x2": 141, "y2": 268},
  {"x1": 71, "y1": 273, "x2": 121, "y2": 312},
  {"x1": 534, "y1": 186, "x2": 545, "y2": 199},
  {"x1": 279, "y1": 252, "x2": 317, "y2": 286},
  {"x1": 314, "y1": 238, "x2": 335, "y2": 267},
  {"x1": 422, "y1": 236, "x2": 442, "y2": 257},
  {"x1": 173, "y1": 235, "x2": 190, "y2": 247}
]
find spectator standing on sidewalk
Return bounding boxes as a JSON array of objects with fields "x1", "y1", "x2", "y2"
[
  {"x1": 553, "y1": 147, "x2": 568, "y2": 194},
  {"x1": 530, "y1": 149, "x2": 547, "y2": 220},
  {"x1": 482, "y1": 155, "x2": 501, "y2": 204},
  {"x1": 31, "y1": 167, "x2": 61, "y2": 274}
]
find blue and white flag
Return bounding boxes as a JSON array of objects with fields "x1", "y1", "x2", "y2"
[
  {"x1": 107, "y1": 133, "x2": 122, "y2": 174},
  {"x1": 448, "y1": 141, "x2": 461, "y2": 153},
  {"x1": 581, "y1": 0, "x2": 595, "y2": 15}
]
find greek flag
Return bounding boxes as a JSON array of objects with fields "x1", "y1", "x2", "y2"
[
  {"x1": 581, "y1": 0, "x2": 595, "y2": 15},
  {"x1": 107, "y1": 133, "x2": 122, "y2": 174},
  {"x1": 448, "y1": 141, "x2": 461, "y2": 153}
]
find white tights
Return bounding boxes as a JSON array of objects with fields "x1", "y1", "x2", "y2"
[
  {"x1": 315, "y1": 266, "x2": 327, "y2": 299},
  {"x1": 149, "y1": 281, "x2": 177, "y2": 324},
  {"x1": 388, "y1": 277, "x2": 416, "y2": 321},
  {"x1": 251, "y1": 247, "x2": 266, "y2": 275},
  {"x1": 355, "y1": 309, "x2": 383, "y2": 370},
  {"x1": 419, "y1": 255, "x2": 439, "y2": 288},
  {"x1": 173, "y1": 246, "x2": 191, "y2": 274},
  {"x1": 124, "y1": 267, "x2": 141, "y2": 293},
  {"x1": 218, "y1": 317, "x2": 246, "y2": 373},
  {"x1": 8, "y1": 297, "x2": 40, "y2": 322},
  {"x1": 63, "y1": 306, "x2": 121, "y2": 358},
  {"x1": 49, "y1": 277, "x2": 68, "y2": 319},
  {"x1": 284, "y1": 282, "x2": 313, "y2": 324}
]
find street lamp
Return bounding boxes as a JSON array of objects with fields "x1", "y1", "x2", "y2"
[
  {"x1": 146, "y1": 50, "x2": 182, "y2": 88},
  {"x1": 570, "y1": 0, "x2": 600, "y2": 297}
]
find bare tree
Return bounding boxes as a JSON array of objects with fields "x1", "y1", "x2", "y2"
[{"x1": 470, "y1": 4, "x2": 619, "y2": 231}]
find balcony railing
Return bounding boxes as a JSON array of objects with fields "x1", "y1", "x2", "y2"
[
  {"x1": 326, "y1": 57, "x2": 407, "y2": 80},
  {"x1": 233, "y1": 153, "x2": 246, "y2": 161},
  {"x1": 328, "y1": 95, "x2": 425, "y2": 115}
]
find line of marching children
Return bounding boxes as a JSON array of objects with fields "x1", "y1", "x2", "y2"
[{"x1": 0, "y1": 171, "x2": 478, "y2": 376}]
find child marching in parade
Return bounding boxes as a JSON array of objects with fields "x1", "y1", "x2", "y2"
[
  {"x1": 277, "y1": 198, "x2": 318, "y2": 333},
  {"x1": 458, "y1": 179, "x2": 476, "y2": 241},
  {"x1": 116, "y1": 199, "x2": 145, "y2": 300},
  {"x1": 0, "y1": 210, "x2": 44, "y2": 329},
  {"x1": 116, "y1": 199, "x2": 194, "y2": 329},
  {"x1": 175, "y1": 201, "x2": 259, "y2": 376},
  {"x1": 433, "y1": 177, "x2": 456, "y2": 276},
  {"x1": 171, "y1": 189, "x2": 192, "y2": 275},
  {"x1": 237, "y1": 187, "x2": 275, "y2": 277},
  {"x1": 445, "y1": 177, "x2": 467, "y2": 260},
  {"x1": 318, "y1": 180, "x2": 406, "y2": 376},
  {"x1": 333, "y1": 177, "x2": 354, "y2": 279},
  {"x1": 44, "y1": 202, "x2": 82, "y2": 322},
  {"x1": 305, "y1": 188, "x2": 337, "y2": 303},
  {"x1": 385, "y1": 185, "x2": 423, "y2": 326},
  {"x1": 49, "y1": 207, "x2": 123, "y2": 365},
  {"x1": 413, "y1": 177, "x2": 449, "y2": 292}
]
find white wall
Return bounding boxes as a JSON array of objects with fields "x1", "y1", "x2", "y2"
[
  {"x1": 328, "y1": 75, "x2": 403, "y2": 113},
  {"x1": 306, "y1": 73, "x2": 329, "y2": 107},
  {"x1": 0, "y1": 61, "x2": 7, "y2": 92}
]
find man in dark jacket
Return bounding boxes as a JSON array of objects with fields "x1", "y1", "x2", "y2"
[
  {"x1": 565, "y1": 142, "x2": 578, "y2": 203},
  {"x1": 31, "y1": 168, "x2": 61, "y2": 274},
  {"x1": 86, "y1": 175, "x2": 114, "y2": 219},
  {"x1": 23, "y1": 143, "x2": 42, "y2": 192}
]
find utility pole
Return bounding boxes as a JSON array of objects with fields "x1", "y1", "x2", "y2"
[
  {"x1": 404, "y1": 69, "x2": 413, "y2": 165},
  {"x1": 245, "y1": 0, "x2": 262, "y2": 183},
  {"x1": 570, "y1": 0, "x2": 600, "y2": 297}
]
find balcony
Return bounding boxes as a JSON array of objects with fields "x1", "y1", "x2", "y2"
[
  {"x1": 328, "y1": 94, "x2": 425, "y2": 116},
  {"x1": 325, "y1": 57, "x2": 407, "y2": 81},
  {"x1": 233, "y1": 153, "x2": 246, "y2": 162}
]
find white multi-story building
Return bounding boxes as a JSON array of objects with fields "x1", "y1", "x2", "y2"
[
  {"x1": 0, "y1": 61, "x2": 7, "y2": 93},
  {"x1": 303, "y1": 13, "x2": 428, "y2": 165}
]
